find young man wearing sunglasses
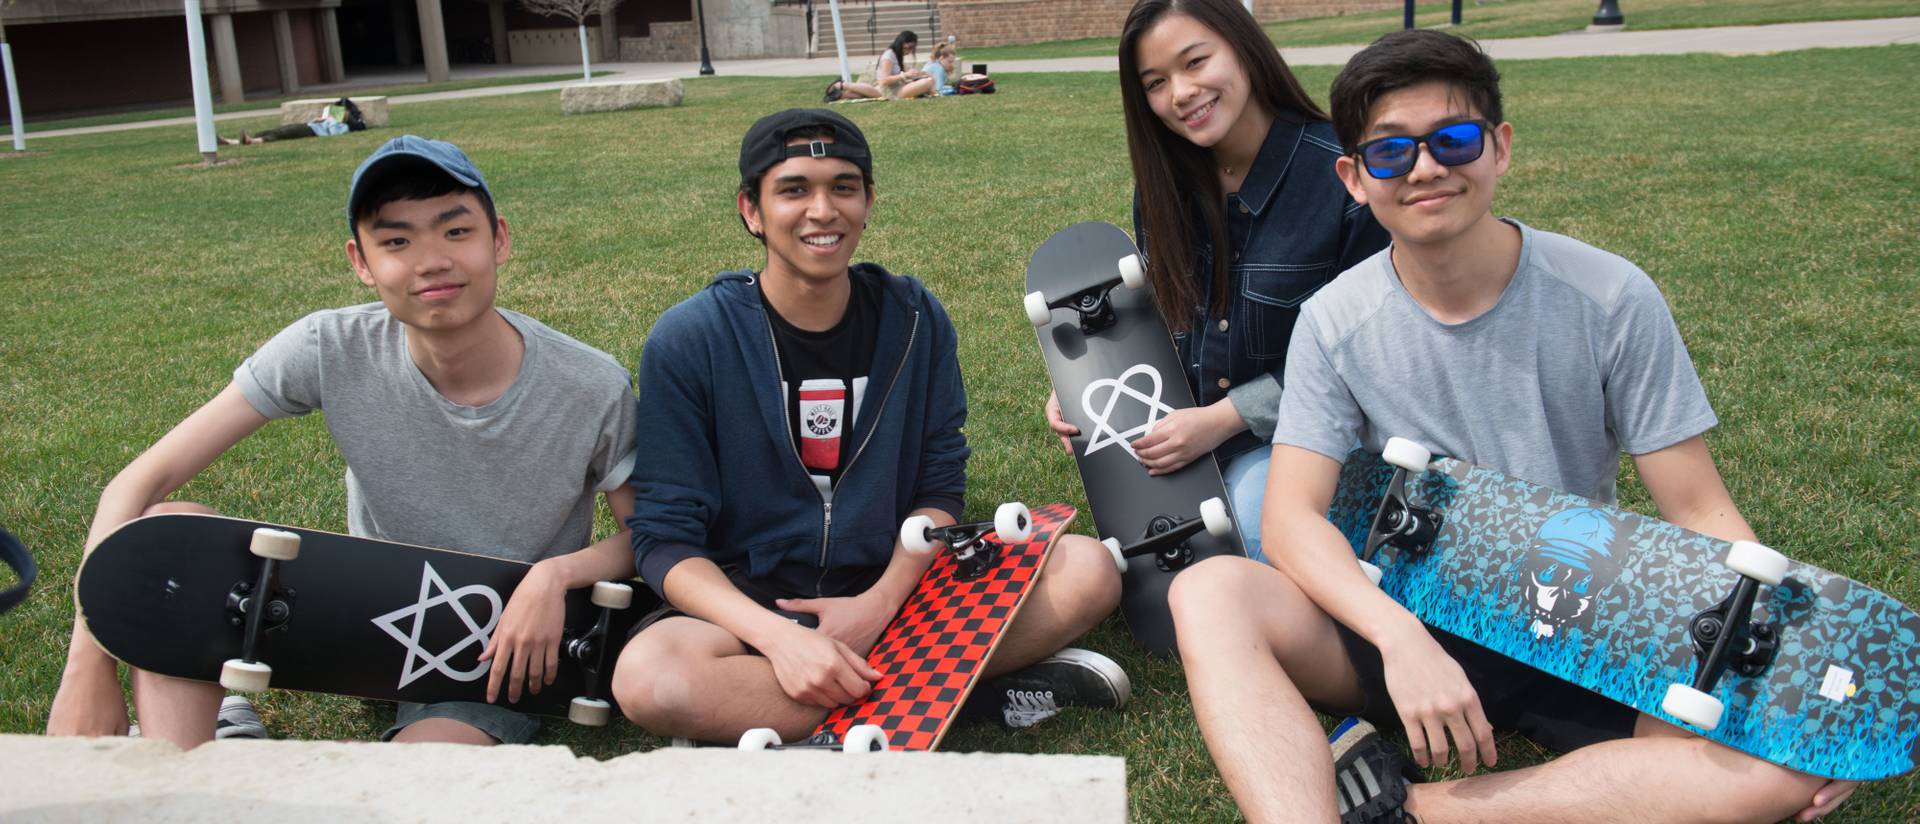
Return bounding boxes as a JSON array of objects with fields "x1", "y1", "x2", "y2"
[{"x1": 1165, "y1": 31, "x2": 1853, "y2": 824}]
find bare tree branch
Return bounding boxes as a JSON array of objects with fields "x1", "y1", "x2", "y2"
[{"x1": 517, "y1": 0, "x2": 622, "y2": 26}]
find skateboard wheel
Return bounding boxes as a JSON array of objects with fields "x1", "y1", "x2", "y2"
[
  {"x1": 1117, "y1": 253, "x2": 1147, "y2": 289},
  {"x1": 1100, "y1": 538, "x2": 1126, "y2": 574},
  {"x1": 1199, "y1": 497, "x2": 1233, "y2": 537},
  {"x1": 1662, "y1": 683, "x2": 1725, "y2": 731},
  {"x1": 1358, "y1": 559, "x2": 1383, "y2": 587},
  {"x1": 738, "y1": 728, "x2": 783, "y2": 750},
  {"x1": 1724, "y1": 541, "x2": 1789, "y2": 588},
  {"x1": 568, "y1": 697, "x2": 612, "y2": 727},
  {"x1": 1024, "y1": 291, "x2": 1052, "y2": 327},
  {"x1": 590, "y1": 581, "x2": 634, "y2": 610},
  {"x1": 843, "y1": 724, "x2": 890, "y2": 753},
  {"x1": 220, "y1": 659, "x2": 272, "y2": 692},
  {"x1": 249, "y1": 528, "x2": 301, "y2": 561},
  {"x1": 900, "y1": 515, "x2": 938, "y2": 555},
  {"x1": 1382, "y1": 437, "x2": 1432, "y2": 473},
  {"x1": 995, "y1": 502, "x2": 1033, "y2": 543}
]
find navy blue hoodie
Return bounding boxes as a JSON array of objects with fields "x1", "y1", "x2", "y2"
[{"x1": 627, "y1": 264, "x2": 969, "y2": 598}]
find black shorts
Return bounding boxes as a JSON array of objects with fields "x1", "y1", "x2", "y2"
[
  {"x1": 1326, "y1": 623, "x2": 1639, "y2": 754},
  {"x1": 627, "y1": 562, "x2": 887, "y2": 647}
]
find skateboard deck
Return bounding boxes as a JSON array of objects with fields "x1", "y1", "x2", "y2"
[
  {"x1": 1025, "y1": 222, "x2": 1245, "y2": 656},
  {"x1": 808, "y1": 503, "x2": 1074, "y2": 751},
  {"x1": 78, "y1": 513, "x2": 653, "y2": 724},
  {"x1": 1328, "y1": 448, "x2": 1920, "y2": 780}
]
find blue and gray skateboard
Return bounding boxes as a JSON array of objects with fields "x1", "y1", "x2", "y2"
[{"x1": 1329, "y1": 439, "x2": 1920, "y2": 780}]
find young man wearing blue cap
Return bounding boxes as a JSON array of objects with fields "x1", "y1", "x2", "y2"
[
  {"x1": 47, "y1": 136, "x2": 641, "y2": 749},
  {"x1": 610, "y1": 109, "x2": 1128, "y2": 744}
]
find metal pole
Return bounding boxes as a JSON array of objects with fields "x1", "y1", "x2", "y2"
[
  {"x1": 577, "y1": 21, "x2": 590, "y2": 79},
  {"x1": 828, "y1": 0, "x2": 851, "y2": 84},
  {"x1": 695, "y1": 0, "x2": 714, "y2": 75},
  {"x1": 183, "y1": 0, "x2": 219, "y2": 163},
  {"x1": 1592, "y1": 0, "x2": 1624, "y2": 27},
  {"x1": 2, "y1": 43, "x2": 23, "y2": 152},
  {"x1": 1452, "y1": 0, "x2": 1462, "y2": 26},
  {"x1": 1242, "y1": 0, "x2": 1253, "y2": 14},
  {"x1": 1403, "y1": 0, "x2": 1414, "y2": 30}
]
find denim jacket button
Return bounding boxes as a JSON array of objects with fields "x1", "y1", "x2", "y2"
[
  {"x1": 1217, "y1": 319, "x2": 1229, "y2": 332},
  {"x1": 1238, "y1": 202, "x2": 1249, "y2": 215},
  {"x1": 1217, "y1": 378, "x2": 1231, "y2": 389}
]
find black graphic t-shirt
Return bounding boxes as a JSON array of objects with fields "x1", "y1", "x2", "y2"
[{"x1": 764, "y1": 268, "x2": 881, "y2": 496}]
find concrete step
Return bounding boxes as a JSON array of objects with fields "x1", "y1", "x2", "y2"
[{"x1": 812, "y1": 3, "x2": 942, "y2": 58}]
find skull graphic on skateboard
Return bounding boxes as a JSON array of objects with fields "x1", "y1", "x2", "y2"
[
  {"x1": 77, "y1": 513, "x2": 653, "y2": 725},
  {"x1": 1024, "y1": 222, "x2": 1244, "y2": 656},
  {"x1": 1329, "y1": 438, "x2": 1920, "y2": 781}
]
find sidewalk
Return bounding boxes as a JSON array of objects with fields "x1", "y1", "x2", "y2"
[{"x1": 25, "y1": 16, "x2": 1920, "y2": 141}]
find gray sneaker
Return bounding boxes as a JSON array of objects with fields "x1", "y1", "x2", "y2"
[
  {"x1": 213, "y1": 695, "x2": 268, "y2": 740},
  {"x1": 1330, "y1": 717, "x2": 1421, "y2": 824},
  {"x1": 963, "y1": 647, "x2": 1131, "y2": 729}
]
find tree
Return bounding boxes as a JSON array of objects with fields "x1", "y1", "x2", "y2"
[{"x1": 518, "y1": 0, "x2": 624, "y2": 81}]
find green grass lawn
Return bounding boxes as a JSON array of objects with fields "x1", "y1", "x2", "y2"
[
  {"x1": 3, "y1": 72, "x2": 606, "y2": 133},
  {"x1": 3, "y1": 44, "x2": 1919, "y2": 821},
  {"x1": 963, "y1": 0, "x2": 1920, "y2": 60}
]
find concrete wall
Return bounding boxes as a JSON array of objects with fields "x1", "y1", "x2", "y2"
[
  {"x1": 509, "y1": 25, "x2": 604, "y2": 65},
  {"x1": 621, "y1": 19, "x2": 695, "y2": 62},
  {"x1": 701, "y1": 0, "x2": 808, "y2": 59},
  {"x1": 2, "y1": 0, "x2": 338, "y2": 25},
  {"x1": 939, "y1": 0, "x2": 1398, "y2": 48}
]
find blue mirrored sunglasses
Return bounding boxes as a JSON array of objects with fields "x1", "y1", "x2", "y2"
[{"x1": 1353, "y1": 120, "x2": 1490, "y2": 180}]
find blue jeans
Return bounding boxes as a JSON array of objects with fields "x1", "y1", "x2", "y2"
[{"x1": 1222, "y1": 447, "x2": 1270, "y2": 564}]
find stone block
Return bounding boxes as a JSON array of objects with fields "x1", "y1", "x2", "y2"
[
  {"x1": 280, "y1": 96, "x2": 389, "y2": 128},
  {"x1": 561, "y1": 79, "x2": 684, "y2": 115}
]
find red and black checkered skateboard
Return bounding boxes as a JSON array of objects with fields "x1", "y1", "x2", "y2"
[{"x1": 738, "y1": 502, "x2": 1072, "y2": 752}]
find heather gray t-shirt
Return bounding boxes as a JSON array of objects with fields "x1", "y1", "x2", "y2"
[
  {"x1": 1273, "y1": 220, "x2": 1716, "y2": 504},
  {"x1": 234, "y1": 303, "x2": 638, "y2": 561}
]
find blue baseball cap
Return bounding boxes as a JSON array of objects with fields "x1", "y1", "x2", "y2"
[{"x1": 346, "y1": 135, "x2": 492, "y2": 229}]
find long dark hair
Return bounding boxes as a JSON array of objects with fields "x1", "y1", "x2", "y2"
[
  {"x1": 1119, "y1": 0, "x2": 1326, "y2": 330},
  {"x1": 887, "y1": 30, "x2": 919, "y2": 63}
]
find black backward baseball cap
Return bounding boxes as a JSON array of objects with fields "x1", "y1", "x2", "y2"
[{"x1": 738, "y1": 108, "x2": 873, "y2": 189}]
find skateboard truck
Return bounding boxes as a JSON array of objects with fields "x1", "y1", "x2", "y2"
[
  {"x1": 901, "y1": 503, "x2": 1033, "y2": 581},
  {"x1": 1358, "y1": 438, "x2": 1444, "y2": 586},
  {"x1": 739, "y1": 724, "x2": 891, "y2": 752},
  {"x1": 1023, "y1": 253, "x2": 1150, "y2": 335},
  {"x1": 1662, "y1": 541, "x2": 1790, "y2": 731},
  {"x1": 220, "y1": 528, "x2": 303, "y2": 692},
  {"x1": 1100, "y1": 497, "x2": 1233, "y2": 574},
  {"x1": 563, "y1": 580, "x2": 637, "y2": 726}
]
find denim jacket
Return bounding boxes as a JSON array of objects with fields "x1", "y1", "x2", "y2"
[{"x1": 1135, "y1": 115, "x2": 1390, "y2": 462}]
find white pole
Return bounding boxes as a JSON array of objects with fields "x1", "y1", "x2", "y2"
[
  {"x1": 2, "y1": 44, "x2": 23, "y2": 152},
  {"x1": 828, "y1": 0, "x2": 851, "y2": 84},
  {"x1": 578, "y1": 22, "x2": 591, "y2": 80},
  {"x1": 183, "y1": 0, "x2": 218, "y2": 162},
  {"x1": 1243, "y1": 0, "x2": 1255, "y2": 14}
]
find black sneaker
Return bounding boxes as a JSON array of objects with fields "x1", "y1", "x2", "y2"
[
  {"x1": 962, "y1": 647, "x2": 1130, "y2": 729},
  {"x1": 213, "y1": 695, "x2": 268, "y2": 740},
  {"x1": 1330, "y1": 717, "x2": 1420, "y2": 824}
]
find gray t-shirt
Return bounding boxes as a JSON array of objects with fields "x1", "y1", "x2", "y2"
[
  {"x1": 1273, "y1": 220, "x2": 1716, "y2": 504},
  {"x1": 234, "y1": 303, "x2": 638, "y2": 562}
]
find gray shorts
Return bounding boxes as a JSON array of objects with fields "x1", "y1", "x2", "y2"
[{"x1": 381, "y1": 701, "x2": 540, "y2": 744}]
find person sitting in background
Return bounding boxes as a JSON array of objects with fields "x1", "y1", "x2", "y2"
[
  {"x1": 922, "y1": 43, "x2": 959, "y2": 96},
  {"x1": 875, "y1": 30, "x2": 936, "y2": 100}
]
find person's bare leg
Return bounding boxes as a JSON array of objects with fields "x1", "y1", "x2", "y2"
[
  {"x1": 982, "y1": 535, "x2": 1122, "y2": 677},
  {"x1": 1171, "y1": 555, "x2": 1368, "y2": 824},
  {"x1": 389, "y1": 718, "x2": 497, "y2": 745},
  {"x1": 612, "y1": 616, "x2": 829, "y2": 743},
  {"x1": 125, "y1": 500, "x2": 227, "y2": 749},
  {"x1": 1406, "y1": 715, "x2": 1825, "y2": 824}
]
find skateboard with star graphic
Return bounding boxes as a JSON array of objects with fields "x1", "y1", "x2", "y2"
[
  {"x1": 76, "y1": 513, "x2": 654, "y2": 725},
  {"x1": 1025, "y1": 222, "x2": 1245, "y2": 657}
]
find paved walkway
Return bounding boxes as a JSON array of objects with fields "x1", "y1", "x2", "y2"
[{"x1": 25, "y1": 16, "x2": 1920, "y2": 141}]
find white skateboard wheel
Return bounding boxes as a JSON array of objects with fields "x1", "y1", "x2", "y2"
[
  {"x1": 1725, "y1": 541, "x2": 1788, "y2": 588},
  {"x1": 1358, "y1": 559, "x2": 1383, "y2": 587},
  {"x1": 1199, "y1": 497, "x2": 1233, "y2": 537},
  {"x1": 590, "y1": 581, "x2": 634, "y2": 610},
  {"x1": 899, "y1": 515, "x2": 938, "y2": 555},
  {"x1": 568, "y1": 697, "x2": 611, "y2": 727},
  {"x1": 1101, "y1": 538, "x2": 1126, "y2": 574},
  {"x1": 220, "y1": 659, "x2": 272, "y2": 692},
  {"x1": 1382, "y1": 437, "x2": 1432, "y2": 473},
  {"x1": 1024, "y1": 291, "x2": 1051, "y2": 327},
  {"x1": 995, "y1": 502, "x2": 1033, "y2": 543},
  {"x1": 738, "y1": 728, "x2": 783, "y2": 750},
  {"x1": 1662, "y1": 683, "x2": 1724, "y2": 731},
  {"x1": 1118, "y1": 253, "x2": 1147, "y2": 289},
  {"x1": 249, "y1": 528, "x2": 301, "y2": 561},
  {"x1": 843, "y1": 724, "x2": 890, "y2": 753}
]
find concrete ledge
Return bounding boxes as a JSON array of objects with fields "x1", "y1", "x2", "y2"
[
  {"x1": 561, "y1": 79, "x2": 684, "y2": 115},
  {"x1": 0, "y1": 735, "x2": 1125, "y2": 822},
  {"x1": 280, "y1": 96, "x2": 390, "y2": 128}
]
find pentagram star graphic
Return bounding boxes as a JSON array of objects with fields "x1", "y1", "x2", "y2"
[
  {"x1": 371, "y1": 561, "x2": 503, "y2": 689},
  {"x1": 1080, "y1": 364, "x2": 1175, "y2": 458}
]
